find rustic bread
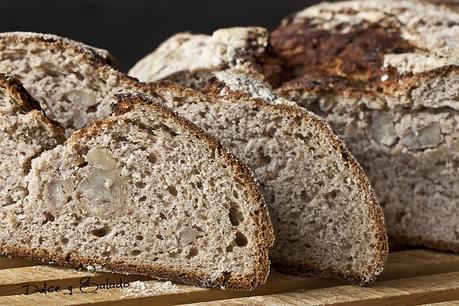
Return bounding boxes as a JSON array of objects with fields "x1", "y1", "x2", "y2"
[
  {"x1": 128, "y1": 27, "x2": 286, "y2": 87},
  {"x1": 130, "y1": 0, "x2": 459, "y2": 253},
  {"x1": 146, "y1": 78, "x2": 387, "y2": 284},
  {"x1": 0, "y1": 73, "x2": 65, "y2": 207},
  {"x1": 271, "y1": 0, "x2": 459, "y2": 252},
  {"x1": 0, "y1": 92, "x2": 274, "y2": 290},
  {"x1": 0, "y1": 32, "x2": 146, "y2": 135}
]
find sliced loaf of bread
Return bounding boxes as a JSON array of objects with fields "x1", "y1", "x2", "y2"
[
  {"x1": 0, "y1": 92, "x2": 274, "y2": 290},
  {"x1": 0, "y1": 73, "x2": 65, "y2": 207},
  {"x1": 146, "y1": 79, "x2": 387, "y2": 284},
  {"x1": 271, "y1": 0, "x2": 459, "y2": 252},
  {"x1": 130, "y1": 0, "x2": 459, "y2": 253},
  {"x1": 0, "y1": 32, "x2": 148, "y2": 135}
]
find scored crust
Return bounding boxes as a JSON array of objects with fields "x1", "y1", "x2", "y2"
[
  {"x1": 1, "y1": 92, "x2": 274, "y2": 291},
  {"x1": 146, "y1": 80, "x2": 388, "y2": 284},
  {"x1": 0, "y1": 73, "x2": 65, "y2": 136},
  {"x1": 0, "y1": 73, "x2": 43, "y2": 114}
]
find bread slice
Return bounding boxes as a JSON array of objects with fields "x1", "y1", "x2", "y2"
[
  {"x1": 145, "y1": 78, "x2": 387, "y2": 284},
  {"x1": 0, "y1": 32, "x2": 148, "y2": 135},
  {"x1": 130, "y1": 0, "x2": 459, "y2": 253},
  {"x1": 0, "y1": 92, "x2": 274, "y2": 290},
  {"x1": 0, "y1": 73, "x2": 65, "y2": 207},
  {"x1": 271, "y1": 0, "x2": 459, "y2": 253}
]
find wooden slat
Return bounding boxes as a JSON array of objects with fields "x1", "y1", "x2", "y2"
[
  {"x1": 0, "y1": 249, "x2": 457, "y2": 305},
  {"x1": 419, "y1": 302, "x2": 459, "y2": 306},
  {"x1": 185, "y1": 272, "x2": 459, "y2": 306},
  {"x1": 0, "y1": 257, "x2": 41, "y2": 269},
  {"x1": 0, "y1": 265, "x2": 150, "y2": 297}
]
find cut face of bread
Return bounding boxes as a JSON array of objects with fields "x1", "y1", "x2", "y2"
[
  {"x1": 271, "y1": 0, "x2": 459, "y2": 252},
  {"x1": 130, "y1": 1, "x2": 459, "y2": 253},
  {"x1": 148, "y1": 81, "x2": 387, "y2": 284},
  {"x1": 0, "y1": 93, "x2": 273, "y2": 290},
  {"x1": 0, "y1": 74, "x2": 65, "y2": 207},
  {"x1": 0, "y1": 32, "x2": 147, "y2": 135}
]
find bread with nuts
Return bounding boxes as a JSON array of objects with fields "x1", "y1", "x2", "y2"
[
  {"x1": 0, "y1": 92, "x2": 274, "y2": 290},
  {"x1": 0, "y1": 32, "x2": 149, "y2": 135},
  {"x1": 146, "y1": 77, "x2": 388, "y2": 284},
  {"x1": 130, "y1": 0, "x2": 459, "y2": 253},
  {"x1": 0, "y1": 73, "x2": 65, "y2": 208}
]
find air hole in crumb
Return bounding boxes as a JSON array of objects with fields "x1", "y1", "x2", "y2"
[
  {"x1": 235, "y1": 232, "x2": 248, "y2": 247},
  {"x1": 226, "y1": 245, "x2": 233, "y2": 253},
  {"x1": 139, "y1": 196, "x2": 147, "y2": 202},
  {"x1": 159, "y1": 212, "x2": 167, "y2": 220},
  {"x1": 135, "y1": 181, "x2": 146, "y2": 188},
  {"x1": 167, "y1": 185, "x2": 177, "y2": 196},
  {"x1": 186, "y1": 247, "x2": 198, "y2": 259},
  {"x1": 196, "y1": 181, "x2": 203, "y2": 190},
  {"x1": 42, "y1": 212, "x2": 55, "y2": 225},
  {"x1": 136, "y1": 235, "x2": 144, "y2": 241},
  {"x1": 258, "y1": 150, "x2": 271, "y2": 165},
  {"x1": 91, "y1": 225, "x2": 111, "y2": 238},
  {"x1": 324, "y1": 190, "x2": 339, "y2": 200},
  {"x1": 229, "y1": 206, "x2": 244, "y2": 226},
  {"x1": 232, "y1": 190, "x2": 239, "y2": 199},
  {"x1": 147, "y1": 154, "x2": 157, "y2": 164},
  {"x1": 156, "y1": 234, "x2": 163, "y2": 240},
  {"x1": 300, "y1": 190, "x2": 312, "y2": 203},
  {"x1": 61, "y1": 238, "x2": 69, "y2": 244},
  {"x1": 131, "y1": 250, "x2": 142, "y2": 256},
  {"x1": 222, "y1": 271, "x2": 232, "y2": 282}
]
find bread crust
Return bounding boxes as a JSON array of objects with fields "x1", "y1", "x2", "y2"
[
  {"x1": 145, "y1": 80, "x2": 388, "y2": 285},
  {"x1": 0, "y1": 32, "x2": 118, "y2": 68},
  {"x1": 0, "y1": 73, "x2": 65, "y2": 137},
  {"x1": 1, "y1": 92, "x2": 274, "y2": 291},
  {"x1": 0, "y1": 31, "x2": 145, "y2": 100}
]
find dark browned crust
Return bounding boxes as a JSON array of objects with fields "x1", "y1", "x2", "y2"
[
  {"x1": 0, "y1": 73, "x2": 43, "y2": 113},
  {"x1": 270, "y1": 19, "x2": 417, "y2": 87},
  {"x1": 146, "y1": 80, "x2": 388, "y2": 285},
  {"x1": 0, "y1": 73, "x2": 65, "y2": 137},
  {"x1": 4, "y1": 92, "x2": 274, "y2": 291}
]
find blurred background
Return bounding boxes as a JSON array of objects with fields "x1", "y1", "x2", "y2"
[{"x1": 0, "y1": 0, "x2": 323, "y2": 72}]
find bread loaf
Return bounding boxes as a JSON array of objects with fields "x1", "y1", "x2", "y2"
[
  {"x1": 128, "y1": 0, "x2": 459, "y2": 252},
  {"x1": 0, "y1": 74, "x2": 65, "y2": 208},
  {"x1": 0, "y1": 92, "x2": 274, "y2": 290},
  {"x1": 0, "y1": 32, "x2": 148, "y2": 135},
  {"x1": 145, "y1": 76, "x2": 388, "y2": 284}
]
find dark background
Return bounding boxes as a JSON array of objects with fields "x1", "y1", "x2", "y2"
[{"x1": 0, "y1": 0, "x2": 322, "y2": 72}]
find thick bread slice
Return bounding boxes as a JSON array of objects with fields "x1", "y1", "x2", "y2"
[
  {"x1": 130, "y1": 1, "x2": 459, "y2": 253},
  {"x1": 146, "y1": 80, "x2": 388, "y2": 284},
  {"x1": 0, "y1": 92, "x2": 274, "y2": 290},
  {"x1": 271, "y1": 0, "x2": 459, "y2": 252},
  {"x1": 0, "y1": 32, "x2": 146, "y2": 134},
  {"x1": 0, "y1": 73, "x2": 65, "y2": 207}
]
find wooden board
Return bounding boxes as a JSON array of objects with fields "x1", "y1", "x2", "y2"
[{"x1": 0, "y1": 250, "x2": 459, "y2": 305}]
